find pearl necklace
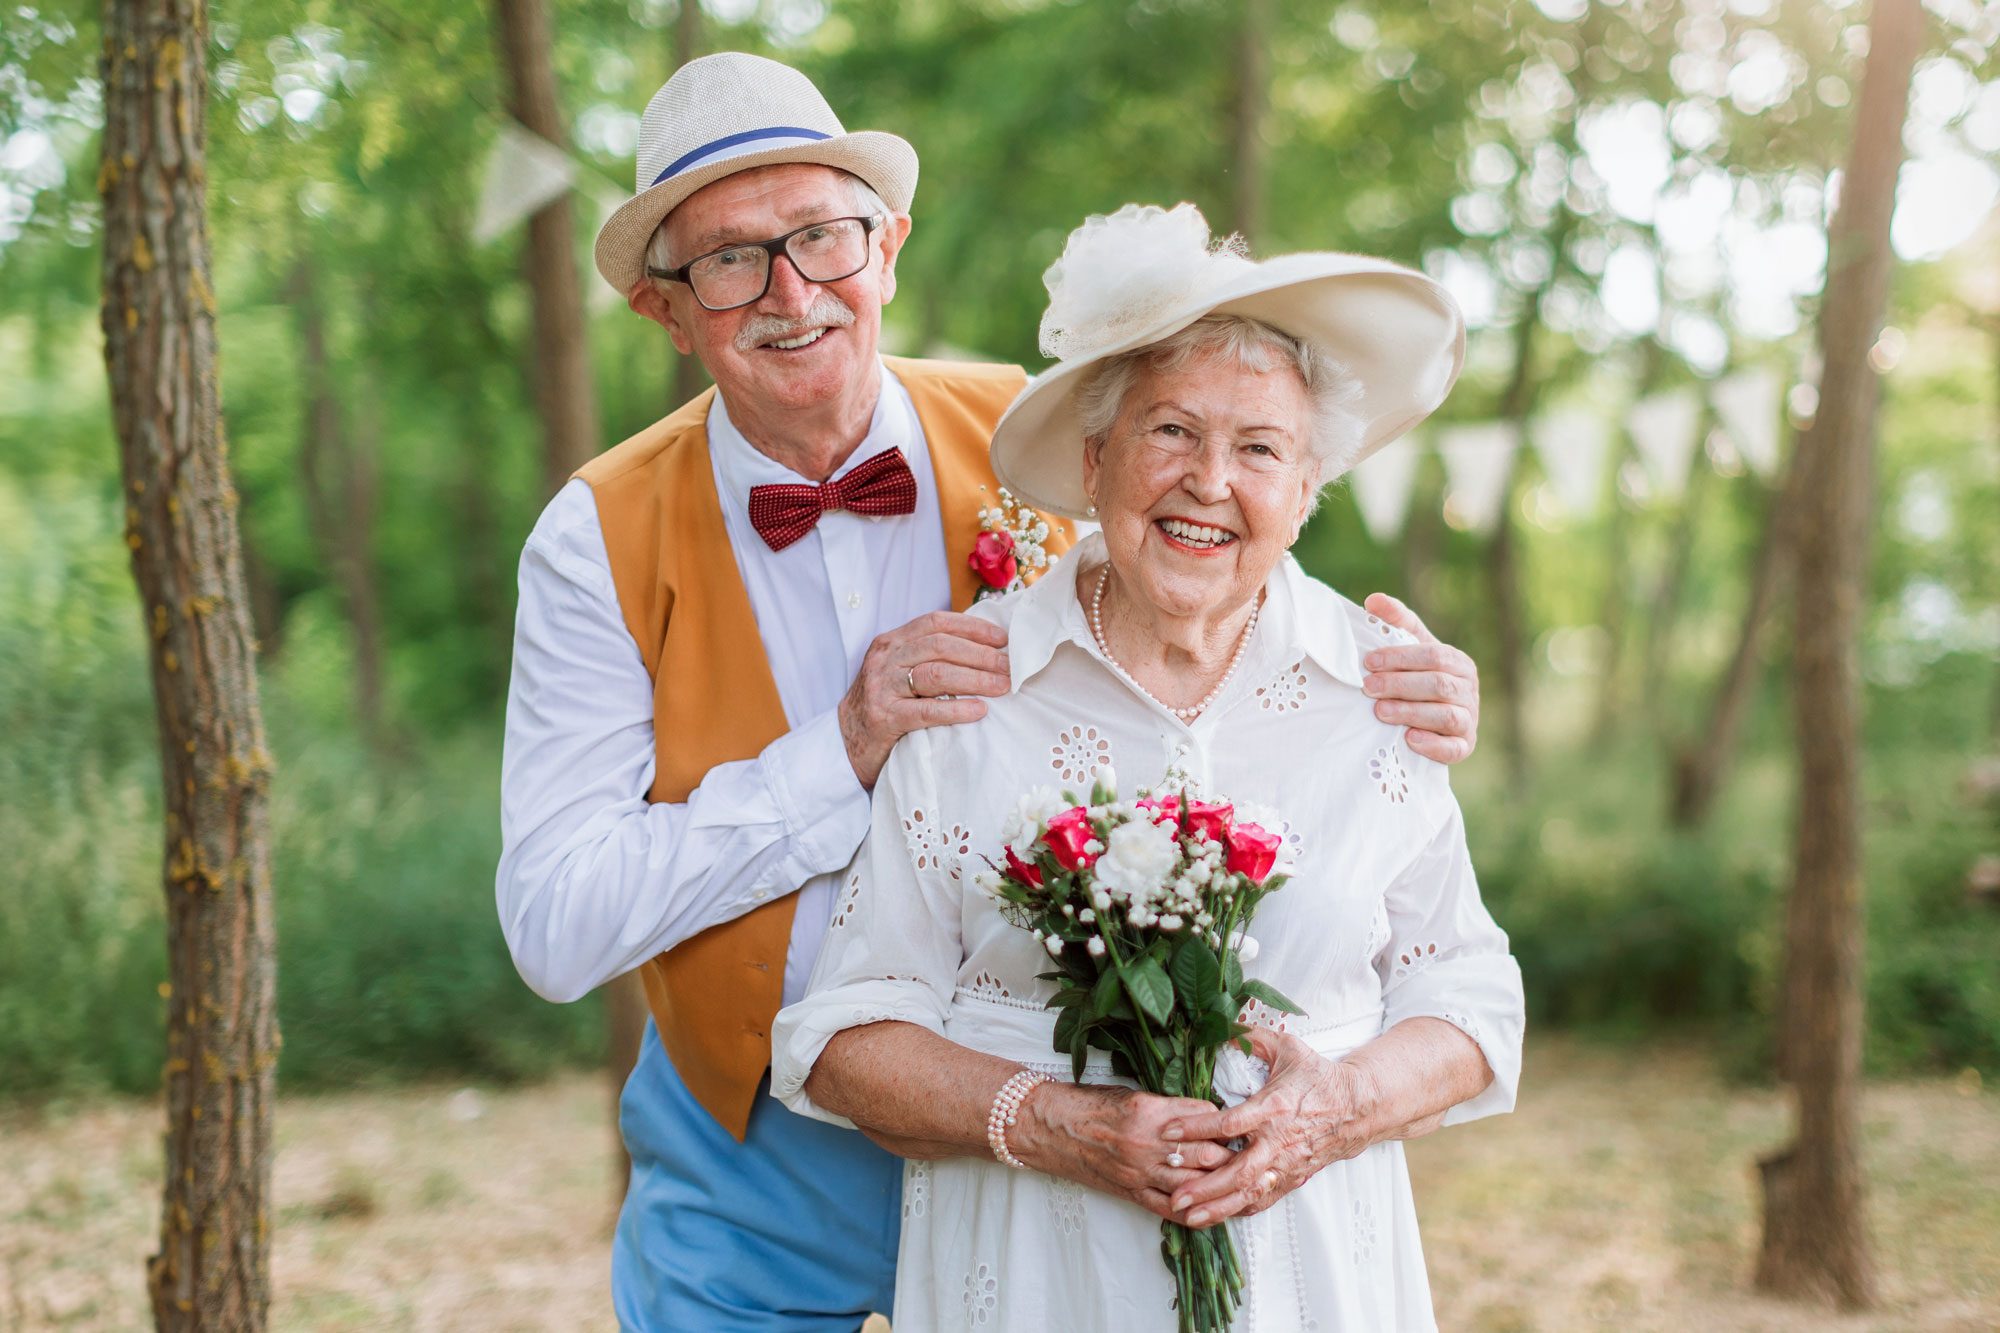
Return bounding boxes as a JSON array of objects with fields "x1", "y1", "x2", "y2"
[{"x1": 1089, "y1": 566, "x2": 1261, "y2": 722}]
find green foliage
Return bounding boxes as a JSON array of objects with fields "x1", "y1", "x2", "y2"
[
  {"x1": 0, "y1": 475, "x2": 600, "y2": 1097},
  {"x1": 0, "y1": 0, "x2": 1995, "y2": 1102}
]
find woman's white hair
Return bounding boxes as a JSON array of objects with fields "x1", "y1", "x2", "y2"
[
  {"x1": 644, "y1": 170, "x2": 890, "y2": 277},
  {"x1": 1074, "y1": 314, "x2": 1367, "y2": 493}
]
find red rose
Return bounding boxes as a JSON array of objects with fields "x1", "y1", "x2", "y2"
[
  {"x1": 1134, "y1": 796, "x2": 1180, "y2": 826},
  {"x1": 968, "y1": 530, "x2": 1018, "y2": 589},
  {"x1": 1041, "y1": 807, "x2": 1100, "y2": 871},
  {"x1": 1004, "y1": 844, "x2": 1043, "y2": 887},
  {"x1": 1184, "y1": 800, "x2": 1235, "y2": 843},
  {"x1": 1225, "y1": 821, "x2": 1282, "y2": 883}
]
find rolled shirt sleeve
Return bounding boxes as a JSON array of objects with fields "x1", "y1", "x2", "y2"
[
  {"x1": 771, "y1": 730, "x2": 963, "y2": 1128},
  {"x1": 496, "y1": 480, "x2": 871, "y2": 1004},
  {"x1": 1373, "y1": 789, "x2": 1525, "y2": 1125}
]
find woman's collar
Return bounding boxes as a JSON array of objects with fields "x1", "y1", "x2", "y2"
[{"x1": 1002, "y1": 532, "x2": 1366, "y2": 694}]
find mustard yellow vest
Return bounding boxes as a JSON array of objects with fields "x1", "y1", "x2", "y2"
[{"x1": 575, "y1": 356, "x2": 1077, "y2": 1140}]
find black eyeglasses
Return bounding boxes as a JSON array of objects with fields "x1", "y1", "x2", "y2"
[{"x1": 647, "y1": 214, "x2": 885, "y2": 312}]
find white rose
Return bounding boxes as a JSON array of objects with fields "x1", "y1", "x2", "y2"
[
  {"x1": 1092, "y1": 817, "x2": 1178, "y2": 906},
  {"x1": 1000, "y1": 785, "x2": 1069, "y2": 850}
]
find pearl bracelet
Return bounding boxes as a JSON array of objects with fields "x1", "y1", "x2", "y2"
[{"x1": 985, "y1": 1069, "x2": 1050, "y2": 1169}]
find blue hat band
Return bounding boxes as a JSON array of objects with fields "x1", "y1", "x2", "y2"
[{"x1": 652, "y1": 126, "x2": 834, "y2": 186}]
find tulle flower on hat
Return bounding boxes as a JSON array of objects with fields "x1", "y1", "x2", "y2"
[{"x1": 1037, "y1": 203, "x2": 1251, "y2": 362}]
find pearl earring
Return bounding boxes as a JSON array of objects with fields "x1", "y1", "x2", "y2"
[{"x1": 1086, "y1": 503, "x2": 1098, "y2": 518}]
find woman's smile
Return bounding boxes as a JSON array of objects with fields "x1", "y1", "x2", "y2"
[{"x1": 1153, "y1": 516, "x2": 1240, "y2": 553}]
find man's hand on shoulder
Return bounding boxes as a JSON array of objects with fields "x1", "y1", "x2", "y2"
[
  {"x1": 839, "y1": 611, "x2": 1012, "y2": 788},
  {"x1": 1359, "y1": 593, "x2": 1480, "y2": 766}
]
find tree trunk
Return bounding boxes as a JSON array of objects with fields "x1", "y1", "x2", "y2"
[
  {"x1": 669, "y1": 0, "x2": 709, "y2": 412},
  {"x1": 1754, "y1": 0, "x2": 1921, "y2": 1307},
  {"x1": 287, "y1": 258, "x2": 390, "y2": 757},
  {"x1": 1229, "y1": 0, "x2": 1268, "y2": 245},
  {"x1": 1669, "y1": 458, "x2": 1801, "y2": 825},
  {"x1": 1639, "y1": 432, "x2": 1713, "y2": 741},
  {"x1": 1487, "y1": 272, "x2": 1555, "y2": 791},
  {"x1": 493, "y1": 0, "x2": 602, "y2": 495},
  {"x1": 99, "y1": 2, "x2": 279, "y2": 1327}
]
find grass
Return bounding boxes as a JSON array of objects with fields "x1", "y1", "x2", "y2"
[{"x1": 4, "y1": 1035, "x2": 1993, "y2": 1331}]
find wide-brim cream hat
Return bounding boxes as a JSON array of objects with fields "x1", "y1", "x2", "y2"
[
  {"x1": 593, "y1": 52, "x2": 918, "y2": 296},
  {"x1": 990, "y1": 204, "x2": 1466, "y2": 520}
]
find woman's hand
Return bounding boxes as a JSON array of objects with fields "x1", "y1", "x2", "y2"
[
  {"x1": 1011, "y1": 1081, "x2": 1238, "y2": 1222},
  {"x1": 1157, "y1": 1027, "x2": 1379, "y2": 1228}
]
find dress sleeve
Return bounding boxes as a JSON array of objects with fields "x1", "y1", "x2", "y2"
[
  {"x1": 1373, "y1": 791, "x2": 1525, "y2": 1125},
  {"x1": 771, "y1": 728, "x2": 967, "y2": 1128}
]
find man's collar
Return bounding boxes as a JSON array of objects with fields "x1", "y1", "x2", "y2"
[
  {"x1": 707, "y1": 359, "x2": 908, "y2": 499},
  {"x1": 1002, "y1": 533, "x2": 1367, "y2": 694}
]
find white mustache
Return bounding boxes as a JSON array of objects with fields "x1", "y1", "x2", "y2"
[{"x1": 735, "y1": 292, "x2": 857, "y2": 351}]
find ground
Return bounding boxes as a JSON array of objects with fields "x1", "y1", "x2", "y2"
[{"x1": 4, "y1": 1037, "x2": 1994, "y2": 1331}]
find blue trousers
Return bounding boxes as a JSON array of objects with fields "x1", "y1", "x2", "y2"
[{"x1": 612, "y1": 1019, "x2": 902, "y2": 1331}]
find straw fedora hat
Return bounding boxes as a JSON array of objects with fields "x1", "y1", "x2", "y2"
[
  {"x1": 989, "y1": 204, "x2": 1466, "y2": 520},
  {"x1": 593, "y1": 53, "x2": 918, "y2": 296}
]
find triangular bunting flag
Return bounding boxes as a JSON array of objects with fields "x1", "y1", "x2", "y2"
[
  {"x1": 1346, "y1": 438, "x2": 1422, "y2": 544},
  {"x1": 1529, "y1": 406, "x2": 1612, "y2": 518},
  {"x1": 473, "y1": 122, "x2": 580, "y2": 245},
  {"x1": 1626, "y1": 388, "x2": 1702, "y2": 501},
  {"x1": 1711, "y1": 367, "x2": 1783, "y2": 478},
  {"x1": 1437, "y1": 423, "x2": 1520, "y2": 535}
]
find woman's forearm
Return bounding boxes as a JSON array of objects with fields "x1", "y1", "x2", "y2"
[
  {"x1": 805, "y1": 1020, "x2": 1024, "y2": 1160},
  {"x1": 1341, "y1": 1016, "x2": 1492, "y2": 1144}
]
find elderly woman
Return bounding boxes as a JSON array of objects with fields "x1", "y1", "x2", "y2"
[{"x1": 771, "y1": 205, "x2": 1523, "y2": 1332}]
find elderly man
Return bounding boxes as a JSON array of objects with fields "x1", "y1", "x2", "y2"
[{"x1": 497, "y1": 53, "x2": 1484, "y2": 1332}]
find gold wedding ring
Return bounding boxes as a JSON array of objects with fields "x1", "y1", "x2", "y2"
[{"x1": 906, "y1": 665, "x2": 921, "y2": 698}]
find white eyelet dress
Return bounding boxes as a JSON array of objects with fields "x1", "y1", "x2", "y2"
[{"x1": 773, "y1": 534, "x2": 1525, "y2": 1333}]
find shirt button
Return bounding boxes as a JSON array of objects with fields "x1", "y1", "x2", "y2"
[
  {"x1": 752, "y1": 889, "x2": 769, "y2": 902},
  {"x1": 847, "y1": 592, "x2": 863, "y2": 609}
]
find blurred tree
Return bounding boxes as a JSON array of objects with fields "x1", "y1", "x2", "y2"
[
  {"x1": 286, "y1": 257, "x2": 390, "y2": 757},
  {"x1": 1754, "y1": 0, "x2": 1923, "y2": 1308},
  {"x1": 493, "y1": 0, "x2": 601, "y2": 496},
  {"x1": 97, "y1": 0, "x2": 277, "y2": 1325},
  {"x1": 668, "y1": 0, "x2": 709, "y2": 412}
]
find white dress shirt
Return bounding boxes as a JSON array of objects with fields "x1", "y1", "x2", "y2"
[
  {"x1": 497, "y1": 363, "x2": 951, "y2": 1007},
  {"x1": 771, "y1": 532, "x2": 1523, "y2": 1331}
]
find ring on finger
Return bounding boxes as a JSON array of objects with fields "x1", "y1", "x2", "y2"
[
  {"x1": 906, "y1": 665, "x2": 922, "y2": 698},
  {"x1": 1165, "y1": 1149, "x2": 1184, "y2": 1169},
  {"x1": 1259, "y1": 1169, "x2": 1279, "y2": 1193}
]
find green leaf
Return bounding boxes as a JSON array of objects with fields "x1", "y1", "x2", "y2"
[
  {"x1": 1124, "y1": 956, "x2": 1175, "y2": 1025},
  {"x1": 1090, "y1": 966, "x2": 1124, "y2": 1020},
  {"x1": 1052, "y1": 1003, "x2": 1081, "y2": 1058},
  {"x1": 1192, "y1": 1010, "x2": 1232, "y2": 1046},
  {"x1": 1170, "y1": 936, "x2": 1222, "y2": 1011},
  {"x1": 1224, "y1": 950, "x2": 1244, "y2": 997},
  {"x1": 1239, "y1": 978, "x2": 1305, "y2": 1015},
  {"x1": 1161, "y1": 1054, "x2": 1187, "y2": 1097}
]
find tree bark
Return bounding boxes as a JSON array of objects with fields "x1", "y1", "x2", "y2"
[
  {"x1": 1755, "y1": 0, "x2": 1921, "y2": 1307},
  {"x1": 669, "y1": 0, "x2": 708, "y2": 412},
  {"x1": 286, "y1": 258, "x2": 390, "y2": 757},
  {"x1": 1229, "y1": 0, "x2": 1268, "y2": 245},
  {"x1": 493, "y1": 0, "x2": 602, "y2": 495},
  {"x1": 1669, "y1": 456, "x2": 1801, "y2": 826},
  {"x1": 1639, "y1": 429, "x2": 1713, "y2": 741},
  {"x1": 99, "y1": 2, "x2": 279, "y2": 1327},
  {"x1": 1486, "y1": 273, "x2": 1555, "y2": 791}
]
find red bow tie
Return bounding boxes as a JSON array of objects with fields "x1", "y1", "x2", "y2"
[{"x1": 747, "y1": 447, "x2": 918, "y2": 552}]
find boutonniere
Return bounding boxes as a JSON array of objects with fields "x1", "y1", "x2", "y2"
[{"x1": 969, "y1": 487, "x2": 1057, "y2": 602}]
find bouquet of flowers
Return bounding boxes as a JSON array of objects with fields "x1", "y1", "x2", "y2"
[{"x1": 974, "y1": 767, "x2": 1301, "y2": 1333}]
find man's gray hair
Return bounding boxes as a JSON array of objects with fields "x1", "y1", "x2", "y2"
[
  {"x1": 1074, "y1": 315, "x2": 1367, "y2": 487},
  {"x1": 645, "y1": 170, "x2": 890, "y2": 277}
]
